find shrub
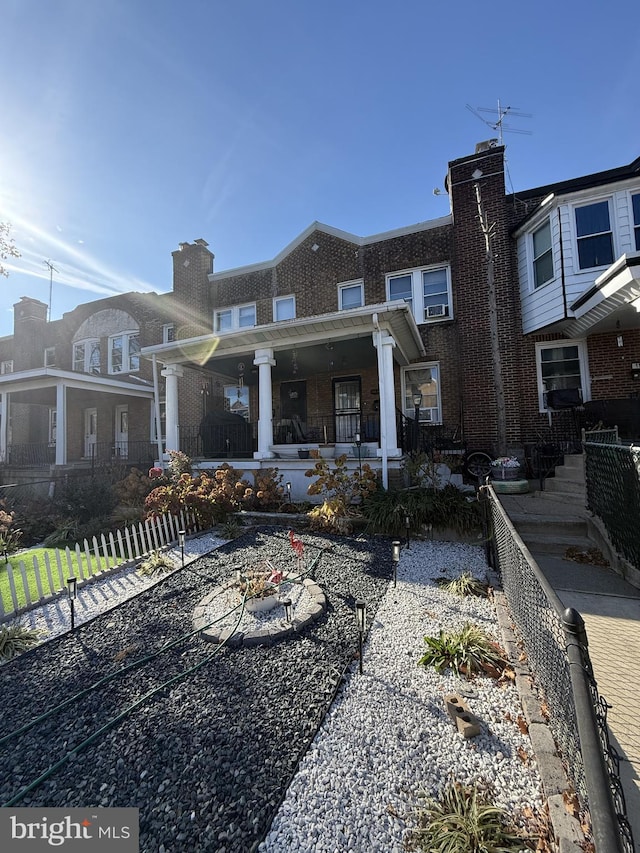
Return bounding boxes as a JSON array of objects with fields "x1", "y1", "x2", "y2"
[
  {"x1": 436, "y1": 572, "x2": 488, "y2": 598},
  {"x1": 0, "y1": 622, "x2": 42, "y2": 661},
  {"x1": 305, "y1": 454, "x2": 378, "y2": 531},
  {"x1": 114, "y1": 467, "x2": 158, "y2": 507},
  {"x1": 166, "y1": 449, "x2": 192, "y2": 481},
  {"x1": 361, "y1": 485, "x2": 480, "y2": 537},
  {"x1": 413, "y1": 780, "x2": 534, "y2": 852},
  {"x1": 244, "y1": 467, "x2": 285, "y2": 512},
  {"x1": 0, "y1": 501, "x2": 22, "y2": 563},
  {"x1": 56, "y1": 477, "x2": 117, "y2": 525},
  {"x1": 418, "y1": 623, "x2": 506, "y2": 678},
  {"x1": 138, "y1": 550, "x2": 175, "y2": 576}
]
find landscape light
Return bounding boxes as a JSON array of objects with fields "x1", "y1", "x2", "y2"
[
  {"x1": 392, "y1": 540, "x2": 401, "y2": 588},
  {"x1": 405, "y1": 514, "x2": 411, "y2": 548},
  {"x1": 67, "y1": 576, "x2": 78, "y2": 631},
  {"x1": 286, "y1": 482, "x2": 292, "y2": 502},
  {"x1": 355, "y1": 600, "x2": 367, "y2": 674},
  {"x1": 179, "y1": 529, "x2": 186, "y2": 568},
  {"x1": 282, "y1": 598, "x2": 293, "y2": 624}
]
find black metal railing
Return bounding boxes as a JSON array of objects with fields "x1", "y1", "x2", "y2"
[
  {"x1": 180, "y1": 422, "x2": 257, "y2": 459},
  {"x1": 6, "y1": 443, "x2": 56, "y2": 466},
  {"x1": 481, "y1": 485, "x2": 633, "y2": 853},
  {"x1": 397, "y1": 412, "x2": 464, "y2": 455},
  {"x1": 585, "y1": 441, "x2": 640, "y2": 571},
  {"x1": 273, "y1": 414, "x2": 380, "y2": 445}
]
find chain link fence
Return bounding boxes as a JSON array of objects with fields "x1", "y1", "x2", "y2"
[
  {"x1": 481, "y1": 486, "x2": 633, "y2": 853},
  {"x1": 585, "y1": 442, "x2": 640, "y2": 571}
]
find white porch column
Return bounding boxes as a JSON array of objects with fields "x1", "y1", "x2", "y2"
[
  {"x1": 55, "y1": 382, "x2": 67, "y2": 466},
  {"x1": 253, "y1": 348, "x2": 276, "y2": 459},
  {"x1": 161, "y1": 364, "x2": 184, "y2": 454},
  {"x1": 0, "y1": 393, "x2": 8, "y2": 463},
  {"x1": 373, "y1": 328, "x2": 401, "y2": 489}
]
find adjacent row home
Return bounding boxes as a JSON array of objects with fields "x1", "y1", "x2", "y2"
[{"x1": 1, "y1": 142, "x2": 638, "y2": 492}]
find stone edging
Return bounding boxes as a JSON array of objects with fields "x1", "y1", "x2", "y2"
[
  {"x1": 488, "y1": 569, "x2": 586, "y2": 852},
  {"x1": 192, "y1": 577, "x2": 327, "y2": 648}
]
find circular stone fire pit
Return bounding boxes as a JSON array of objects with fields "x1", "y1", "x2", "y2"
[{"x1": 192, "y1": 572, "x2": 327, "y2": 648}]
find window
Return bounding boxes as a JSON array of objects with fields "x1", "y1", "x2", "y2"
[
  {"x1": 274, "y1": 296, "x2": 296, "y2": 322},
  {"x1": 536, "y1": 340, "x2": 588, "y2": 411},
  {"x1": 163, "y1": 324, "x2": 175, "y2": 343},
  {"x1": 338, "y1": 281, "x2": 364, "y2": 310},
  {"x1": 632, "y1": 193, "x2": 640, "y2": 251},
  {"x1": 44, "y1": 347, "x2": 56, "y2": 367},
  {"x1": 532, "y1": 220, "x2": 554, "y2": 288},
  {"x1": 402, "y1": 364, "x2": 441, "y2": 423},
  {"x1": 72, "y1": 340, "x2": 100, "y2": 374},
  {"x1": 224, "y1": 384, "x2": 250, "y2": 421},
  {"x1": 108, "y1": 332, "x2": 140, "y2": 373},
  {"x1": 387, "y1": 265, "x2": 452, "y2": 323},
  {"x1": 48, "y1": 409, "x2": 57, "y2": 445},
  {"x1": 214, "y1": 303, "x2": 256, "y2": 332},
  {"x1": 575, "y1": 200, "x2": 613, "y2": 269},
  {"x1": 0, "y1": 361, "x2": 13, "y2": 375}
]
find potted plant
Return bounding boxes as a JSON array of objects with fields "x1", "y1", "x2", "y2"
[
  {"x1": 489, "y1": 456, "x2": 521, "y2": 481},
  {"x1": 235, "y1": 563, "x2": 283, "y2": 613}
]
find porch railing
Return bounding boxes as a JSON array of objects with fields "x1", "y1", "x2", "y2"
[
  {"x1": 4, "y1": 441, "x2": 156, "y2": 469},
  {"x1": 397, "y1": 411, "x2": 464, "y2": 455}
]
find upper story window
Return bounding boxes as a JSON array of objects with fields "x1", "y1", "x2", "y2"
[
  {"x1": 575, "y1": 200, "x2": 613, "y2": 269},
  {"x1": 274, "y1": 295, "x2": 296, "y2": 322},
  {"x1": 338, "y1": 281, "x2": 364, "y2": 310},
  {"x1": 73, "y1": 339, "x2": 100, "y2": 374},
  {"x1": 532, "y1": 220, "x2": 554, "y2": 288},
  {"x1": 109, "y1": 332, "x2": 140, "y2": 374},
  {"x1": 536, "y1": 340, "x2": 589, "y2": 412},
  {"x1": 214, "y1": 303, "x2": 256, "y2": 333},
  {"x1": 387, "y1": 265, "x2": 452, "y2": 323},
  {"x1": 632, "y1": 193, "x2": 640, "y2": 251},
  {"x1": 402, "y1": 363, "x2": 441, "y2": 423},
  {"x1": 0, "y1": 360, "x2": 13, "y2": 374},
  {"x1": 163, "y1": 324, "x2": 175, "y2": 343},
  {"x1": 44, "y1": 347, "x2": 56, "y2": 367}
]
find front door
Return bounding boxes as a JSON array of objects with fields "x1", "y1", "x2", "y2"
[
  {"x1": 84, "y1": 408, "x2": 97, "y2": 459},
  {"x1": 280, "y1": 381, "x2": 307, "y2": 442},
  {"x1": 115, "y1": 405, "x2": 128, "y2": 458},
  {"x1": 333, "y1": 377, "x2": 361, "y2": 442}
]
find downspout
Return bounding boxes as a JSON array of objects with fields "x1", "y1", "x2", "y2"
[
  {"x1": 151, "y1": 354, "x2": 164, "y2": 464},
  {"x1": 373, "y1": 313, "x2": 389, "y2": 490}
]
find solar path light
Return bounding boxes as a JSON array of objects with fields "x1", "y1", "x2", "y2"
[
  {"x1": 355, "y1": 600, "x2": 367, "y2": 674},
  {"x1": 67, "y1": 576, "x2": 78, "y2": 631},
  {"x1": 392, "y1": 540, "x2": 401, "y2": 588}
]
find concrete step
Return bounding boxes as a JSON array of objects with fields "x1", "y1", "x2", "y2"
[
  {"x1": 504, "y1": 511, "x2": 589, "y2": 539},
  {"x1": 520, "y1": 532, "x2": 592, "y2": 555},
  {"x1": 543, "y1": 478, "x2": 585, "y2": 498},
  {"x1": 560, "y1": 453, "x2": 585, "y2": 473}
]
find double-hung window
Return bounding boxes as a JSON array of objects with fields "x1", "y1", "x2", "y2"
[
  {"x1": 109, "y1": 331, "x2": 140, "y2": 374},
  {"x1": 44, "y1": 347, "x2": 56, "y2": 367},
  {"x1": 214, "y1": 303, "x2": 256, "y2": 333},
  {"x1": 402, "y1": 364, "x2": 441, "y2": 423},
  {"x1": 575, "y1": 200, "x2": 614, "y2": 269},
  {"x1": 73, "y1": 340, "x2": 100, "y2": 374},
  {"x1": 338, "y1": 280, "x2": 364, "y2": 310},
  {"x1": 632, "y1": 193, "x2": 640, "y2": 251},
  {"x1": 387, "y1": 265, "x2": 452, "y2": 323},
  {"x1": 273, "y1": 296, "x2": 296, "y2": 322},
  {"x1": 163, "y1": 324, "x2": 175, "y2": 343},
  {"x1": 536, "y1": 340, "x2": 588, "y2": 411},
  {"x1": 532, "y1": 220, "x2": 554, "y2": 288}
]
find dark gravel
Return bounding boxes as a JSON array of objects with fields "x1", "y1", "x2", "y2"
[{"x1": 0, "y1": 527, "x2": 391, "y2": 852}]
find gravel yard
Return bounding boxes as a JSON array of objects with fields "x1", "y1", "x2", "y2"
[{"x1": 0, "y1": 527, "x2": 543, "y2": 852}]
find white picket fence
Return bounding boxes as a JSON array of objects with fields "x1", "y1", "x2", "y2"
[{"x1": 0, "y1": 510, "x2": 201, "y2": 621}]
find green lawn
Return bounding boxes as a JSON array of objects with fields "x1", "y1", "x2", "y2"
[{"x1": 0, "y1": 547, "x2": 122, "y2": 614}]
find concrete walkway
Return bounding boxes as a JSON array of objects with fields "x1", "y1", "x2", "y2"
[{"x1": 498, "y1": 488, "x2": 640, "y2": 848}]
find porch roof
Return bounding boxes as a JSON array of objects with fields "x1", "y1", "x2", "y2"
[
  {"x1": 564, "y1": 253, "x2": 640, "y2": 336},
  {"x1": 0, "y1": 367, "x2": 155, "y2": 397},
  {"x1": 142, "y1": 301, "x2": 426, "y2": 369}
]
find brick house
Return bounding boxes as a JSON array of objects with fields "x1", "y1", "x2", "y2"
[{"x1": 1, "y1": 142, "x2": 639, "y2": 493}]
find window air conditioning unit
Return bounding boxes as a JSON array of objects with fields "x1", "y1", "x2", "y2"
[{"x1": 426, "y1": 304, "x2": 446, "y2": 318}]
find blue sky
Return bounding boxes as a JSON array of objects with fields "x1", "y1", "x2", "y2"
[{"x1": 1, "y1": 0, "x2": 638, "y2": 338}]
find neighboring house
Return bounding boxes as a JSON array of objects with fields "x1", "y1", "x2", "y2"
[{"x1": 1, "y1": 142, "x2": 639, "y2": 490}]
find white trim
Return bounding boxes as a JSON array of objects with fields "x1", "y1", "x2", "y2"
[
  {"x1": 209, "y1": 216, "x2": 452, "y2": 281},
  {"x1": 401, "y1": 362, "x2": 442, "y2": 424},
  {"x1": 108, "y1": 330, "x2": 140, "y2": 374},
  {"x1": 529, "y1": 218, "x2": 555, "y2": 290},
  {"x1": 162, "y1": 324, "x2": 175, "y2": 344},
  {"x1": 214, "y1": 302, "x2": 256, "y2": 333},
  {"x1": 571, "y1": 196, "x2": 616, "y2": 271},
  {"x1": 535, "y1": 339, "x2": 590, "y2": 412},
  {"x1": 386, "y1": 264, "x2": 452, "y2": 324},
  {"x1": 273, "y1": 295, "x2": 296, "y2": 322},
  {"x1": 630, "y1": 189, "x2": 640, "y2": 252},
  {"x1": 44, "y1": 346, "x2": 56, "y2": 368},
  {"x1": 338, "y1": 279, "x2": 364, "y2": 310},
  {"x1": 73, "y1": 338, "x2": 100, "y2": 374}
]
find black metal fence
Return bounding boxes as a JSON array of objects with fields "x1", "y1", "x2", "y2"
[
  {"x1": 585, "y1": 442, "x2": 640, "y2": 572},
  {"x1": 481, "y1": 486, "x2": 633, "y2": 853}
]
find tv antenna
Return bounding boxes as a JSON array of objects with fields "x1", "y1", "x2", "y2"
[
  {"x1": 43, "y1": 259, "x2": 58, "y2": 322},
  {"x1": 466, "y1": 99, "x2": 532, "y2": 145}
]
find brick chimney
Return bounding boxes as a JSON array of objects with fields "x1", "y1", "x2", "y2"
[
  {"x1": 13, "y1": 296, "x2": 49, "y2": 369},
  {"x1": 171, "y1": 239, "x2": 215, "y2": 338}
]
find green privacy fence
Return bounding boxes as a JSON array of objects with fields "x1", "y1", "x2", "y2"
[{"x1": 585, "y1": 441, "x2": 640, "y2": 571}]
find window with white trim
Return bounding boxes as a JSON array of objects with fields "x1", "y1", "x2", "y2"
[
  {"x1": 44, "y1": 347, "x2": 56, "y2": 367},
  {"x1": 531, "y1": 220, "x2": 554, "y2": 288},
  {"x1": 632, "y1": 193, "x2": 640, "y2": 251},
  {"x1": 387, "y1": 265, "x2": 452, "y2": 323},
  {"x1": 536, "y1": 340, "x2": 589, "y2": 411},
  {"x1": 273, "y1": 296, "x2": 296, "y2": 322},
  {"x1": 48, "y1": 408, "x2": 57, "y2": 445},
  {"x1": 214, "y1": 303, "x2": 256, "y2": 333},
  {"x1": 163, "y1": 324, "x2": 175, "y2": 343},
  {"x1": 224, "y1": 384, "x2": 250, "y2": 421},
  {"x1": 0, "y1": 360, "x2": 13, "y2": 374},
  {"x1": 401, "y1": 363, "x2": 441, "y2": 423},
  {"x1": 338, "y1": 280, "x2": 364, "y2": 310},
  {"x1": 108, "y1": 331, "x2": 140, "y2": 374},
  {"x1": 73, "y1": 339, "x2": 100, "y2": 374},
  {"x1": 575, "y1": 200, "x2": 614, "y2": 269}
]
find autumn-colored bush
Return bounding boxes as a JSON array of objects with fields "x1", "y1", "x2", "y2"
[
  {"x1": 114, "y1": 467, "x2": 159, "y2": 507},
  {"x1": 304, "y1": 454, "x2": 378, "y2": 532},
  {"x1": 244, "y1": 467, "x2": 285, "y2": 512}
]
